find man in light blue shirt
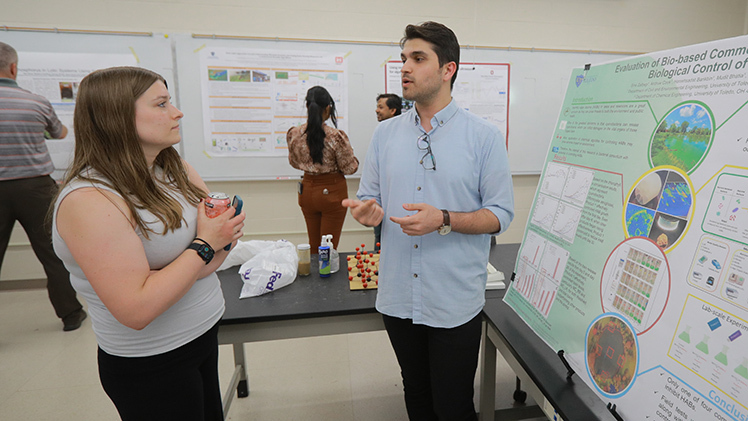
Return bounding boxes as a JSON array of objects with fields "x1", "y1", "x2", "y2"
[{"x1": 343, "y1": 22, "x2": 514, "y2": 420}]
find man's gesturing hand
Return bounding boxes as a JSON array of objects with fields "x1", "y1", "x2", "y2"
[
  {"x1": 389, "y1": 203, "x2": 442, "y2": 236},
  {"x1": 341, "y1": 198, "x2": 384, "y2": 227}
]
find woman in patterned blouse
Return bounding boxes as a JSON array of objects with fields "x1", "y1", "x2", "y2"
[{"x1": 287, "y1": 86, "x2": 358, "y2": 251}]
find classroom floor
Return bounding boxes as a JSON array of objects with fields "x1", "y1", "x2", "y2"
[{"x1": 0, "y1": 287, "x2": 547, "y2": 421}]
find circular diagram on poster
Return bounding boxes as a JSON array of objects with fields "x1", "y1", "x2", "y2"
[
  {"x1": 649, "y1": 102, "x2": 714, "y2": 174},
  {"x1": 599, "y1": 237, "x2": 671, "y2": 334},
  {"x1": 624, "y1": 166, "x2": 693, "y2": 251},
  {"x1": 585, "y1": 314, "x2": 639, "y2": 398}
]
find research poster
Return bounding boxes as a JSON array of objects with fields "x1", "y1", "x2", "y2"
[
  {"x1": 15, "y1": 52, "x2": 137, "y2": 179},
  {"x1": 385, "y1": 61, "x2": 509, "y2": 143},
  {"x1": 198, "y1": 47, "x2": 348, "y2": 157},
  {"x1": 504, "y1": 34, "x2": 748, "y2": 421}
]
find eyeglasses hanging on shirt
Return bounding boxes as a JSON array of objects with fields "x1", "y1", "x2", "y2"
[{"x1": 417, "y1": 133, "x2": 436, "y2": 171}]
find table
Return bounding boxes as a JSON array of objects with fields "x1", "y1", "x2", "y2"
[
  {"x1": 216, "y1": 253, "x2": 383, "y2": 416},
  {"x1": 217, "y1": 245, "x2": 614, "y2": 420},
  {"x1": 478, "y1": 244, "x2": 616, "y2": 421}
]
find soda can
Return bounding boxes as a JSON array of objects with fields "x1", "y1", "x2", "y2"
[{"x1": 205, "y1": 192, "x2": 231, "y2": 218}]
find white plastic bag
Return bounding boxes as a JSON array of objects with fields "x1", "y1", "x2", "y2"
[
  {"x1": 218, "y1": 239, "x2": 283, "y2": 272},
  {"x1": 237, "y1": 239, "x2": 298, "y2": 299}
]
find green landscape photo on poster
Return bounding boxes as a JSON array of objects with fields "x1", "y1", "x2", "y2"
[{"x1": 649, "y1": 102, "x2": 714, "y2": 174}]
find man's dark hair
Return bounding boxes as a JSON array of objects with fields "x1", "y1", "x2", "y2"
[
  {"x1": 377, "y1": 93, "x2": 402, "y2": 116},
  {"x1": 400, "y1": 21, "x2": 460, "y2": 89}
]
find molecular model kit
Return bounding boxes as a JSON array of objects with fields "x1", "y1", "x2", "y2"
[{"x1": 347, "y1": 243, "x2": 380, "y2": 290}]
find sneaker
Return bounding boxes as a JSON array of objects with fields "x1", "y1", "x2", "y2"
[{"x1": 63, "y1": 309, "x2": 87, "y2": 332}]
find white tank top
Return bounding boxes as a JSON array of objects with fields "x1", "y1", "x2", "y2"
[{"x1": 52, "y1": 173, "x2": 224, "y2": 357}]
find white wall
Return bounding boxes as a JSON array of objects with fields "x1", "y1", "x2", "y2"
[
  {"x1": 2, "y1": 0, "x2": 747, "y2": 281},
  {"x1": 5, "y1": 0, "x2": 748, "y2": 52}
]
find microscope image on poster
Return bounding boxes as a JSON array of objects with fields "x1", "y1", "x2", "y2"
[{"x1": 625, "y1": 167, "x2": 693, "y2": 251}]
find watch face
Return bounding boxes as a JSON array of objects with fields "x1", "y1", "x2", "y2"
[
  {"x1": 190, "y1": 242, "x2": 214, "y2": 264},
  {"x1": 200, "y1": 245, "x2": 214, "y2": 260},
  {"x1": 438, "y1": 225, "x2": 451, "y2": 235}
]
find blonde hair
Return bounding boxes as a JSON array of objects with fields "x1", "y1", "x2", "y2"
[{"x1": 63, "y1": 66, "x2": 206, "y2": 238}]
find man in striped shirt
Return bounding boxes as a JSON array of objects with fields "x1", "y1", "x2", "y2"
[{"x1": 0, "y1": 42, "x2": 85, "y2": 331}]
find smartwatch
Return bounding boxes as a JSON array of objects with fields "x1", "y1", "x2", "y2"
[
  {"x1": 438, "y1": 209, "x2": 451, "y2": 235},
  {"x1": 188, "y1": 241, "x2": 214, "y2": 264}
]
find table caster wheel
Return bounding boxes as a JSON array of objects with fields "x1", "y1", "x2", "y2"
[{"x1": 513, "y1": 389, "x2": 527, "y2": 403}]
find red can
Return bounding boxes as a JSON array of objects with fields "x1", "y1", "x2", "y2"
[{"x1": 205, "y1": 192, "x2": 231, "y2": 218}]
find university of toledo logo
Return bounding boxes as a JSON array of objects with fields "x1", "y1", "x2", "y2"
[{"x1": 575, "y1": 74, "x2": 585, "y2": 87}]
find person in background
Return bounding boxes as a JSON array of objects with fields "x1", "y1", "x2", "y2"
[
  {"x1": 376, "y1": 93, "x2": 403, "y2": 122},
  {"x1": 373, "y1": 93, "x2": 403, "y2": 251},
  {"x1": 343, "y1": 22, "x2": 514, "y2": 420},
  {"x1": 52, "y1": 67, "x2": 245, "y2": 421},
  {"x1": 0, "y1": 42, "x2": 86, "y2": 331},
  {"x1": 288, "y1": 85, "x2": 358, "y2": 251}
]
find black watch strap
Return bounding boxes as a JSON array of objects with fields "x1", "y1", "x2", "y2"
[{"x1": 188, "y1": 241, "x2": 214, "y2": 265}]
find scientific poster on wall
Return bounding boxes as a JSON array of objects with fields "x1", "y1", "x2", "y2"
[
  {"x1": 504, "y1": 34, "x2": 748, "y2": 420},
  {"x1": 198, "y1": 47, "x2": 348, "y2": 157},
  {"x1": 15, "y1": 52, "x2": 137, "y2": 179},
  {"x1": 385, "y1": 61, "x2": 509, "y2": 143}
]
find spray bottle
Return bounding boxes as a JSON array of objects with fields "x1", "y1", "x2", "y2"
[
  {"x1": 319, "y1": 234, "x2": 332, "y2": 277},
  {"x1": 327, "y1": 234, "x2": 339, "y2": 273}
]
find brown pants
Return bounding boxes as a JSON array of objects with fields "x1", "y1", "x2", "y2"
[
  {"x1": 298, "y1": 172, "x2": 348, "y2": 251},
  {"x1": 0, "y1": 175, "x2": 82, "y2": 320}
]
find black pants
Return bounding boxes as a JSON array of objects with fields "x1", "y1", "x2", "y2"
[
  {"x1": 98, "y1": 323, "x2": 223, "y2": 421},
  {"x1": 383, "y1": 313, "x2": 482, "y2": 421},
  {"x1": 0, "y1": 175, "x2": 81, "y2": 319}
]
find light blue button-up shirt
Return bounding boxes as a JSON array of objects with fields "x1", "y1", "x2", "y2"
[{"x1": 358, "y1": 99, "x2": 514, "y2": 328}]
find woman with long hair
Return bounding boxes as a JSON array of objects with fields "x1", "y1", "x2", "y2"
[
  {"x1": 287, "y1": 85, "x2": 358, "y2": 251},
  {"x1": 51, "y1": 67, "x2": 245, "y2": 421}
]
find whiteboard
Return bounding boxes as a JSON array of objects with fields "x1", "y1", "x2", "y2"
[
  {"x1": 0, "y1": 30, "x2": 174, "y2": 86},
  {"x1": 174, "y1": 34, "x2": 632, "y2": 179},
  {"x1": 0, "y1": 30, "x2": 631, "y2": 179},
  {"x1": 173, "y1": 34, "x2": 401, "y2": 180},
  {"x1": 0, "y1": 30, "x2": 175, "y2": 178},
  {"x1": 0, "y1": 31, "x2": 175, "y2": 180}
]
